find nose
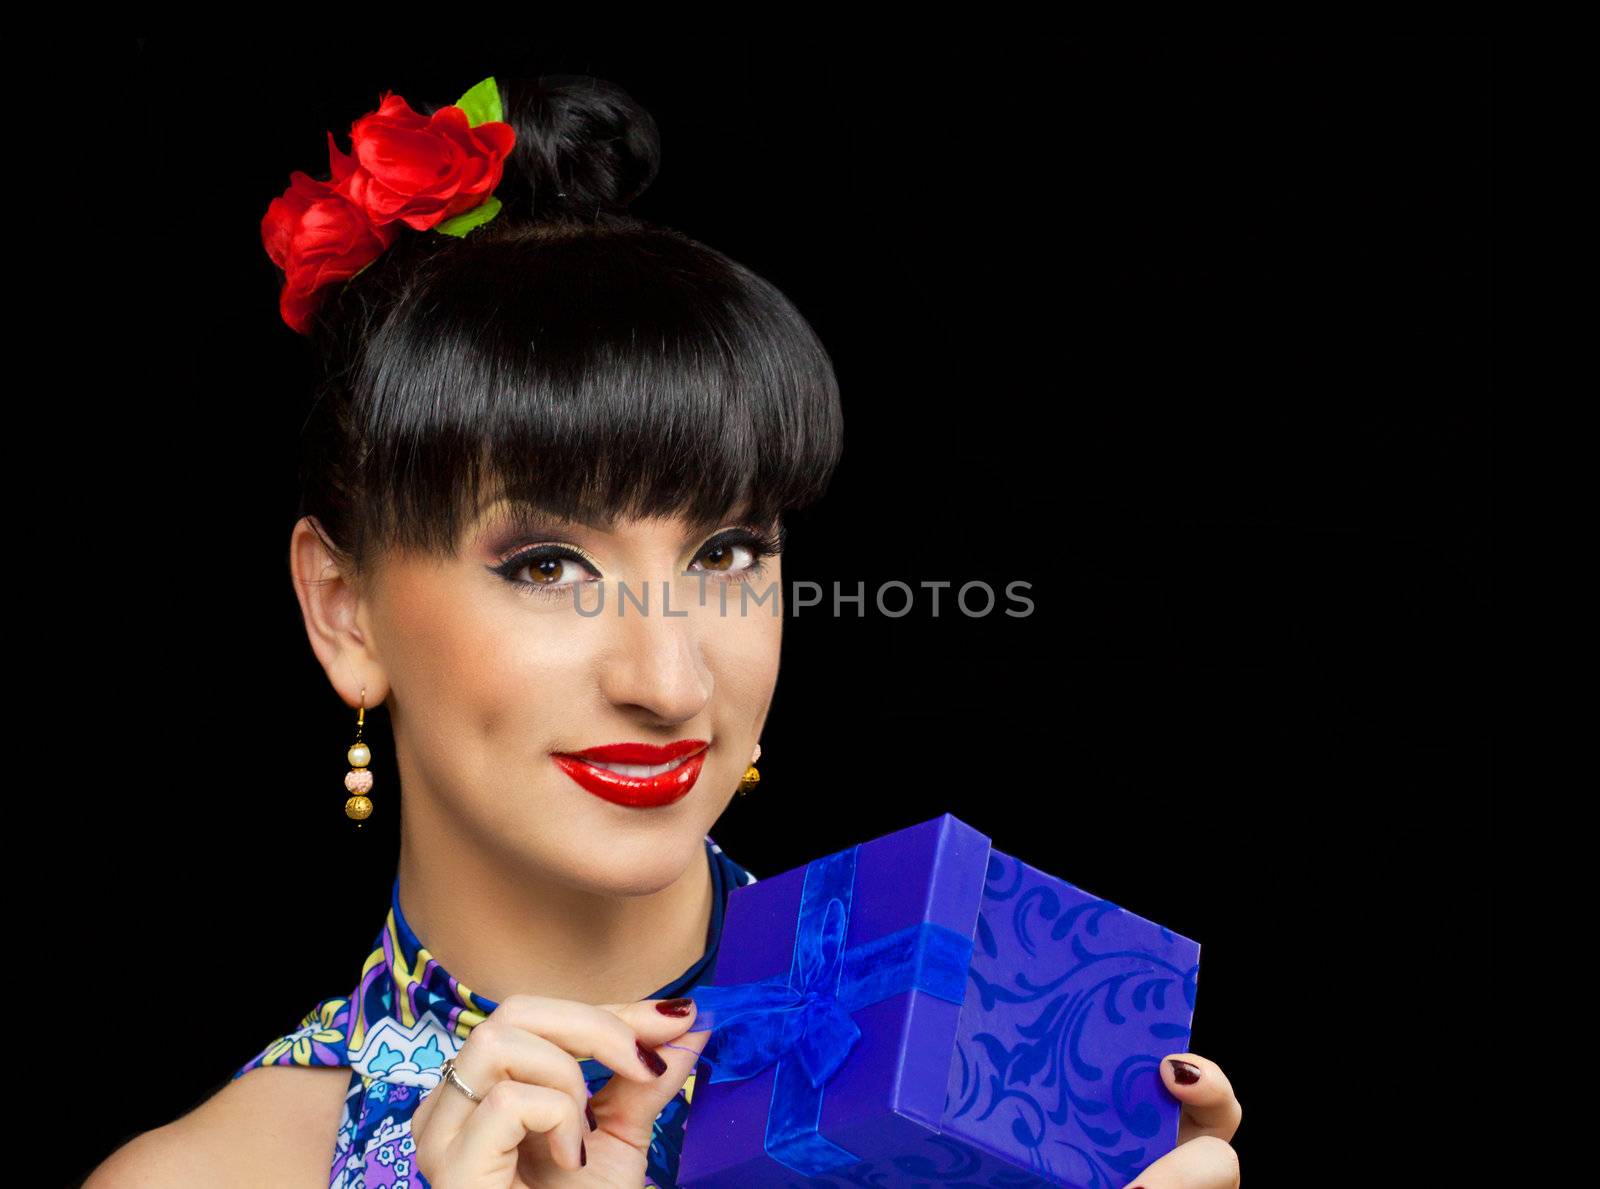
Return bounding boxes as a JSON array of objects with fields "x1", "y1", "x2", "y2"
[{"x1": 593, "y1": 584, "x2": 713, "y2": 724}]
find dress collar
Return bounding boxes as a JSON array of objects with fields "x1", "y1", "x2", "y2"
[{"x1": 344, "y1": 834, "x2": 751, "y2": 1080}]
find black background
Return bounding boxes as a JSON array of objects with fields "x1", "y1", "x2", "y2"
[{"x1": 66, "y1": 35, "x2": 1490, "y2": 1185}]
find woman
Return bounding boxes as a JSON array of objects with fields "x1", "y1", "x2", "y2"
[{"x1": 88, "y1": 72, "x2": 1241, "y2": 1188}]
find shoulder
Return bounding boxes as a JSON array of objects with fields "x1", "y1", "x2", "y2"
[
  {"x1": 85, "y1": 988, "x2": 356, "y2": 1188},
  {"x1": 85, "y1": 1063, "x2": 353, "y2": 1187}
]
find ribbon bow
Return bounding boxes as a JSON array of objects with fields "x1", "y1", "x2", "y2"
[{"x1": 678, "y1": 844, "x2": 974, "y2": 1176}]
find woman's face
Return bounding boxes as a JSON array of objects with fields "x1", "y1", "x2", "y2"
[{"x1": 294, "y1": 499, "x2": 783, "y2": 897}]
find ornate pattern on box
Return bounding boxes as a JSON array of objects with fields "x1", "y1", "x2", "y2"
[
  {"x1": 677, "y1": 814, "x2": 1200, "y2": 1189},
  {"x1": 937, "y1": 848, "x2": 1200, "y2": 1187}
]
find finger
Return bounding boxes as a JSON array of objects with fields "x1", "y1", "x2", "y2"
[
  {"x1": 416, "y1": 1013, "x2": 595, "y2": 1157},
  {"x1": 419, "y1": 994, "x2": 661, "y2": 1145},
  {"x1": 588, "y1": 998, "x2": 710, "y2": 1150},
  {"x1": 1127, "y1": 1134, "x2": 1240, "y2": 1189},
  {"x1": 1160, "y1": 1052, "x2": 1243, "y2": 1144},
  {"x1": 444, "y1": 1078, "x2": 590, "y2": 1178}
]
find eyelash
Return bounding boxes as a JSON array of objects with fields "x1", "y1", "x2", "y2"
[{"x1": 492, "y1": 524, "x2": 788, "y2": 603}]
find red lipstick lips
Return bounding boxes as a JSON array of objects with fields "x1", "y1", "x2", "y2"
[{"x1": 551, "y1": 739, "x2": 710, "y2": 808}]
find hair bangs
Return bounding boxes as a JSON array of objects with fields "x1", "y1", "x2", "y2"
[{"x1": 334, "y1": 225, "x2": 844, "y2": 565}]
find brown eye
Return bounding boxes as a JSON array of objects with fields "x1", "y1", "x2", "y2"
[
  {"x1": 692, "y1": 540, "x2": 762, "y2": 576},
  {"x1": 491, "y1": 545, "x2": 599, "y2": 600},
  {"x1": 681, "y1": 525, "x2": 784, "y2": 585},
  {"x1": 526, "y1": 557, "x2": 567, "y2": 584},
  {"x1": 699, "y1": 543, "x2": 737, "y2": 572}
]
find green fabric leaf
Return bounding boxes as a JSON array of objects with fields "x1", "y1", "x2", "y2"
[
  {"x1": 435, "y1": 194, "x2": 502, "y2": 238},
  {"x1": 453, "y1": 76, "x2": 503, "y2": 128}
]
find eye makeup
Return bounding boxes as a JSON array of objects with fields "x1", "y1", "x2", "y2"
[{"x1": 484, "y1": 520, "x2": 787, "y2": 603}]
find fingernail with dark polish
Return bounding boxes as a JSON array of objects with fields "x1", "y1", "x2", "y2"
[
  {"x1": 580, "y1": 1139, "x2": 587, "y2": 1167},
  {"x1": 585, "y1": 1102, "x2": 597, "y2": 1130},
  {"x1": 637, "y1": 1038, "x2": 668, "y2": 1076},
  {"x1": 1168, "y1": 1058, "x2": 1201, "y2": 1084},
  {"x1": 656, "y1": 997, "x2": 695, "y2": 1016}
]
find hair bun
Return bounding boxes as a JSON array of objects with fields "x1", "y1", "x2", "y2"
[{"x1": 475, "y1": 74, "x2": 662, "y2": 224}]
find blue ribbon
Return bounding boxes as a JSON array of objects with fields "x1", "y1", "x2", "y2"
[{"x1": 679, "y1": 844, "x2": 974, "y2": 1177}]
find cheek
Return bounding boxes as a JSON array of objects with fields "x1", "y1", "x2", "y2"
[
  {"x1": 711, "y1": 578, "x2": 784, "y2": 712},
  {"x1": 373, "y1": 568, "x2": 572, "y2": 741}
]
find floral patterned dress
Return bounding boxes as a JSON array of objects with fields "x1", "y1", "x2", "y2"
[{"x1": 232, "y1": 835, "x2": 758, "y2": 1188}]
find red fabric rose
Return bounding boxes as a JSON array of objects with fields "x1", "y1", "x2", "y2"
[
  {"x1": 335, "y1": 92, "x2": 517, "y2": 232},
  {"x1": 261, "y1": 171, "x2": 398, "y2": 336},
  {"x1": 261, "y1": 86, "x2": 516, "y2": 334}
]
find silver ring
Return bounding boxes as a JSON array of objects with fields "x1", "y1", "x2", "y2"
[{"x1": 439, "y1": 1056, "x2": 484, "y2": 1102}]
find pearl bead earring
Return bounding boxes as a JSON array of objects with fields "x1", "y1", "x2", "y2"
[{"x1": 344, "y1": 687, "x2": 376, "y2": 825}]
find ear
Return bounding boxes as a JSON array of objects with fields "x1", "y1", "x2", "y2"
[{"x1": 289, "y1": 515, "x2": 390, "y2": 708}]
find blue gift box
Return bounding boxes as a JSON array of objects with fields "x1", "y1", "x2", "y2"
[{"x1": 676, "y1": 813, "x2": 1201, "y2": 1188}]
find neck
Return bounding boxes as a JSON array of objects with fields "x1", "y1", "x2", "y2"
[{"x1": 393, "y1": 795, "x2": 716, "y2": 1008}]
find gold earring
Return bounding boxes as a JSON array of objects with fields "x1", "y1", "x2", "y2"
[
  {"x1": 738, "y1": 744, "x2": 761, "y2": 796},
  {"x1": 344, "y1": 688, "x2": 375, "y2": 826}
]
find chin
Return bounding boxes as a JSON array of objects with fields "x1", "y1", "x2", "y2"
[{"x1": 559, "y1": 815, "x2": 708, "y2": 895}]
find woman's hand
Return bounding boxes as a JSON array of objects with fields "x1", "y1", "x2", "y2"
[
  {"x1": 409, "y1": 994, "x2": 710, "y2": 1188},
  {"x1": 1127, "y1": 1051, "x2": 1243, "y2": 1188}
]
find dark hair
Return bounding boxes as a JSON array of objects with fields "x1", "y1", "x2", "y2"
[{"x1": 288, "y1": 73, "x2": 844, "y2": 582}]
